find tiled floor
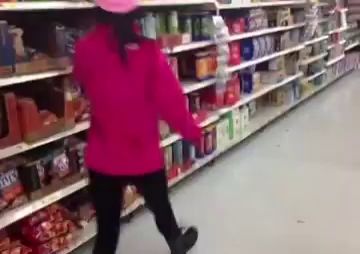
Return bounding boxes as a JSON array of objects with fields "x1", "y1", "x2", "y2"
[{"x1": 76, "y1": 71, "x2": 360, "y2": 254}]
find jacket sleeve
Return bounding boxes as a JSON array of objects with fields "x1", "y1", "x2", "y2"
[
  {"x1": 73, "y1": 42, "x2": 86, "y2": 85},
  {"x1": 150, "y1": 44, "x2": 202, "y2": 144}
]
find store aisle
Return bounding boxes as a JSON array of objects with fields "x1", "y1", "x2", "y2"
[{"x1": 76, "y1": 71, "x2": 360, "y2": 254}]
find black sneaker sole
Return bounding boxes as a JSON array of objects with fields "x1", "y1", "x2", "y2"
[{"x1": 171, "y1": 227, "x2": 198, "y2": 254}]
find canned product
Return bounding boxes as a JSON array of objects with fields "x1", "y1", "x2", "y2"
[
  {"x1": 204, "y1": 128, "x2": 213, "y2": 155},
  {"x1": 195, "y1": 52, "x2": 210, "y2": 80},
  {"x1": 172, "y1": 141, "x2": 183, "y2": 167},
  {"x1": 192, "y1": 15, "x2": 202, "y2": 41},
  {"x1": 196, "y1": 132, "x2": 205, "y2": 158},
  {"x1": 211, "y1": 125, "x2": 217, "y2": 152},
  {"x1": 168, "y1": 11, "x2": 179, "y2": 34},
  {"x1": 144, "y1": 12, "x2": 156, "y2": 39},
  {"x1": 201, "y1": 13, "x2": 213, "y2": 40},
  {"x1": 164, "y1": 146, "x2": 173, "y2": 170},
  {"x1": 189, "y1": 92, "x2": 201, "y2": 113}
]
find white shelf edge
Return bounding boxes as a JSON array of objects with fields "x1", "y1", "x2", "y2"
[
  {"x1": 0, "y1": 73, "x2": 302, "y2": 226},
  {"x1": 304, "y1": 35, "x2": 328, "y2": 46},
  {"x1": 228, "y1": 23, "x2": 305, "y2": 42},
  {"x1": 0, "y1": 0, "x2": 216, "y2": 11},
  {"x1": 326, "y1": 54, "x2": 345, "y2": 66},
  {"x1": 303, "y1": 69, "x2": 326, "y2": 82},
  {"x1": 59, "y1": 69, "x2": 353, "y2": 254},
  {"x1": 0, "y1": 78, "x2": 216, "y2": 160},
  {"x1": 140, "y1": 0, "x2": 215, "y2": 6},
  {"x1": 0, "y1": 177, "x2": 89, "y2": 229},
  {"x1": 0, "y1": 121, "x2": 90, "y2": 160},
  {"x1": 0, "y1": 67, "x2": 72, "y2": 88},
  {"x1": 218, "y1": 72, "x2": 304, "y2": 115},
  {"x1": 227, "y1": 44, "x2": 304, "y2": 73},
  {"x1": 164, "y1": 40, "x2": 214, "y2": 54},
  {"x1": 345, "y1": 41, "x2": 360, "y2": 51},
  {"x1": 0, "y1": 1, "x2": 95, "y2": 11},
  {"x1": 327, "y1": 39, "x2": 346, "y2": 50},
  {"x1": 182, "y1": 79, "x2": 216, "y2": 94},
  {"x1": 160, "y1": 134, "x2": 181, "y2": 148},
  {"x1": 328, "y1": 26, "x2": 348, "y2": 34},
  {"x1": 218, "y1": 0, "x2": 306, "y2": 9},
  {"x1": 318, "y1": 17, "x2": 329, "y2": 23},
  {"x1": 300, "y1": 52, "x2": 328, "y2": 65}
]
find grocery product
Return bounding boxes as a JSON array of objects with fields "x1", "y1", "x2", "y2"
[
  {"x1": 20, "y1": 204, "x2": 78, "y2": 254},
  {"x1": 228, "y1": 42, "x2": 241, "y2": 66},
  {"x1": 195, "y1": 131, "x2": 205, "y2": 158},
  {"x1": 0, "y1": 159, "x2": 27, "y2": 213}
]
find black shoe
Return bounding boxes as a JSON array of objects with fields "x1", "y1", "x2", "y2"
[{"x1": 170, "y1": 226, "x2": 198, "y2": 254}]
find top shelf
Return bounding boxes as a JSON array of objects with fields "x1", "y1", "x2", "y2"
[
  {"x1": 0, "y1": 0, "x2": 307, "y2": 11},
  {"x1": 0, "y1": 0, "x2": 216, "y2": 11},
  {"x1": 218, "y1": 0, "x2": 306, "y2": 9},
  {"x1": 0, "y1": 1, "x2": 95, "y2": 10}
]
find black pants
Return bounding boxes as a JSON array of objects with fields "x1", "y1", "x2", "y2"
[{"x1": 88, "y1": 169, "x2": 181, "y2": 254}]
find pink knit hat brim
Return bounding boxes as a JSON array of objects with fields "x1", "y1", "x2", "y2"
[{"x1": 96, "y1": 0, "x2": 138, "y2": 13}]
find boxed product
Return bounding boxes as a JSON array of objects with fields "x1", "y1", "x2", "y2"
[
  {"x1": 195, "y1": 131, "x2": 206, "y2": 159},
  {"x1": 232, "y1": 108, "x2": 242, "y2": 142},
  {"x1": 228, "y1": 42, "x2": 241, "y2": 66},
  {"x1": 0, "y1": 93, "x2": 22, "y2": 149},
  {"x1": 182, "y1": 141, "x2": 196, "y2": 170},
  {"x1": 225, "y1": 73, "x2": 241, "y2": 105},
  {"x1": 239, "y1": 106, "x2": 249, "y2": 138},
  {"x1": 0, "y1": 21, "x2": 15, "y2": 77},
  {"x1": 0, "y1": 232, "x2": 32, "y2": 254},
  {"x1": 258, "y1": 71, "x2": 285, "y2": 85},
  {"x1": 0, "y1": 158, "x2": 28, "y2": 213},
  {"x1": 216, "y1": 118, "x2": 230, "y2": 152},
  {"x1": 179, "y1": 50, "x2": 217, "y2": 81},
  {"x1": 20, "y1": 204, "x2": 78, "y2": 254},
  {"x1": 204, "y1": 125, "x2": 216, "y2": 155},
  {"x1": 16, "y1": 81, "x2": 76, "y2": 143}
]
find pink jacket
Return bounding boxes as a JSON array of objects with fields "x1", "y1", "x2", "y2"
[{"x1": 74, "y1": 25, "x2": 201, "y2": 176}]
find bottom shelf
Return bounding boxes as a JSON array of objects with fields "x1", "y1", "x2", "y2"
[{"x1": 59, "y1": 69, "x2": 352, "y2": 254}]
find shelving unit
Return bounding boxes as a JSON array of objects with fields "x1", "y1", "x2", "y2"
[
  {"x1": 56, "y1": 65, "x2": 353, "y2": 254},
  {"x1": 326, "y1": 54, "x2": 345, "y2": 66},
  {"x1": 0, "y1": 1, "x2": 357, "y2": 254},
  {"x1": 226, "y1": 44, "x2": 305, "y2": 73}
]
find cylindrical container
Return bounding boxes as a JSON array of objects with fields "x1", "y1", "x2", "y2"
[
  {"x1": 188, "y1": 92, "x2": 201, "y2": 113},
  {"x1": 195, "y1": 132, "x2": 205, "y2": 158},
  {"x1": 201, "y1": 12, "x2": 213, "y2": 40},
  {"x1": 180, "y1": 14, "x2": 192, "y2": 42},
  {"x1": 241, "y1": 72, "x2": 254, "y2": 94},
  {"x1": 156, "y1": 13, "x2": 167, "y2": 36},
  {"x1": 144, "y1": 12, "x2": 157, "y2": 39},
  {"x1": 168, "y1": 56, "x2": 179, "y2": 79},
  {"x1": 168, "y1": 11, "x2": 179, "y2": 34},
  {"x1": 195, "y1": 51, "x2": 210, "y2": 80},
  {"x1": 172, "y1": 141, "x2": 183, "y2": 167},
  {"x1": 211, "y1": 125, "x2": 217, "y2": 152},
  {"x1": 241, "y1": 38, "x2": 254, "y2": 61},
  {"x1": 164, "y1": 146, "x2": 173, "y2": 171},
  {"x1": 204, "y1": 127, "x2": 213, "y2": 155},
  {"x1": 192, "y1": 15, "x2": 202, "y2": 41},
  {"x1": 228, "y1": 42, "x2": 241, "y2": 66}
]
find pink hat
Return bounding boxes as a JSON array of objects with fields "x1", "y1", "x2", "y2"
[{"x1": 96, "y1": 0, "x2": 138, "y2": 13}]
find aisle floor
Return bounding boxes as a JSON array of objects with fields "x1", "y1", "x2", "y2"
[{"x1": 76, "y1": 71, "x2": 360, "y2": 254}]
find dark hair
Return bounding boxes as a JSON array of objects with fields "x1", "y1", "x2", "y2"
[{"x1": 96, "y1": 8, "x2": 144, "y2": 63}]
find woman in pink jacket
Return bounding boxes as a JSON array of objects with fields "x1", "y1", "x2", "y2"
[{"x1": 73, "y1": 0, "x2": 201, "y2": 253}]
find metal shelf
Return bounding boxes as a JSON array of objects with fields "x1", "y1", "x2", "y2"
[
  {"x1": 56, "y1": 68, "x2": 352, "y2": 254},
  {"x1": 300, "y1": 52, "x2": 328, "y2": 65},
  {"x1": 227, "y1": 44, "x2": 305, "y2": 73},
  {"x1": 218, "y1": 0, "x2": 306, "y2": 9},
  {"x1": 228, "y1": 23, "x2": 305, "y2": 42}
]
